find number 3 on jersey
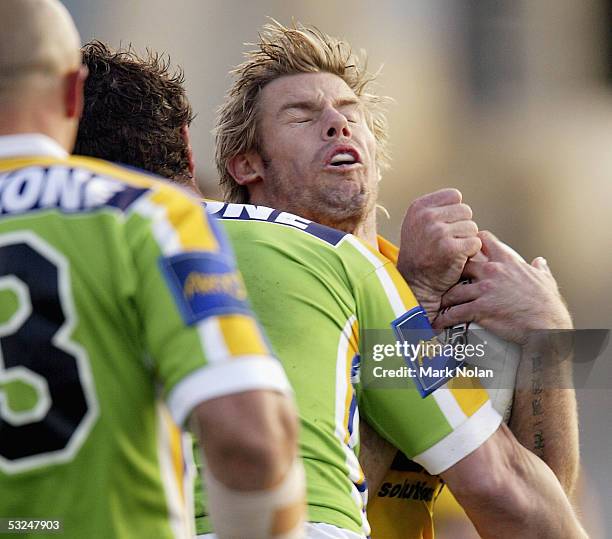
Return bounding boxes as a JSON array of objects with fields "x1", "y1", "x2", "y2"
[{"x1": 0, "y1": 232, "x2": 98, "y2": 474}]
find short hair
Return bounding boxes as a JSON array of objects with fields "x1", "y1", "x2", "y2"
[
  {"x1": 75, "y1": 41, "x2": 195, "y2": 186},
  {"x1": 215, "y1": 20, "x2": 390, "y2": 203}
]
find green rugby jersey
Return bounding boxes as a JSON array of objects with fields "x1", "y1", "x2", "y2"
[
  {"x1": 0, "y1": 135, "x2": 288, "y2": 539},
  {"x1": 195, "y1": 202, "x2": 502, "y2": 537}
]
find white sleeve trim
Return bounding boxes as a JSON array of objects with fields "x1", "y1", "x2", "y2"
[
  {"x1": 167, "y1": 355, "x2": 292, "y2": 427},
  {"x1": 412, "y1": 400, "x2": 502, "y2": 475}
]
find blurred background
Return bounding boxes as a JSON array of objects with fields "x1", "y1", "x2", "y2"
[{"x1": 62, "y1": 1, "x2": 611, "y2": 536}]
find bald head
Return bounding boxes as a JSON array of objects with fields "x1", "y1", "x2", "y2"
[
  {"x1": 0, "y1": 0, "x2": 85, "y2": 151},
  {"x1": 0, "y1": 0, "x2": 81, "y2": 94}
]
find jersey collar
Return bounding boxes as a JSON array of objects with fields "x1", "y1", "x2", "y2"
[
  {"x1": 377, "y1": 235, "x2": 399, "y2": 264},
  {"x1": 0, "y1": 133, "x2": 68, "y2": 160}
]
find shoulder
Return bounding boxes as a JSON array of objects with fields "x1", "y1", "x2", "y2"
[
  {"x1": 205, "y1": 201, "x2": 348, "y2": 247},
  {"x1": 0, "y1": 155, "x2": 196, "y2": 215}
]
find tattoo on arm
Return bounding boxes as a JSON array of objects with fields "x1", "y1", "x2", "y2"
[{"x1": 531, "y1": 353, "x2": 545, "y2": 458}]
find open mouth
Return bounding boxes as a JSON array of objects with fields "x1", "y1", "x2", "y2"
[{"x1": 326, "y1": 147, "x2": 361, "y2": 168}]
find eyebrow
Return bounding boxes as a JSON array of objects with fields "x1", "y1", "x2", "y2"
[{"x1": 277, "y1": 97, "x2": 360, "y2": 117}]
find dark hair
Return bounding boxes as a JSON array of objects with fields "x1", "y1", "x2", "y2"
[{"x1": 75, "y1": 40, "x2": 195, "y2": 185}]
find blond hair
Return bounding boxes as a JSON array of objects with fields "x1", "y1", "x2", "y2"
[{"x1": 215, "y1": 20, "x2": 390, "y2": 203}]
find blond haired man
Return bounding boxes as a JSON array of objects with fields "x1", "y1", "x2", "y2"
[
  {"x1": 214, "y1": 21, "x2": 582, "y2": 539},
  {"x1": 0, "y1": 4, "x2": 305, "y2": 538}
]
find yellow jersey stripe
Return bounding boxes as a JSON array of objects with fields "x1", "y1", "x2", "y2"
[
  {"x1": 217, "y1": 314, "x2": 269, "y2": 357},
  {"x1": 342, "y1": 319, "x2": 359, "y2": 444},
  {"x1": 0, "y1": 157, "x2": 62, "y2": 172},
  {"x1": 149, "y1": 189, "x2": 218, "y2": 252},
  {"x1": 169, "y1": 420, "x2": 186, "y2": 505},
  {"x1": 448, "y1": 376, "x2": 489, "y2": 416}
]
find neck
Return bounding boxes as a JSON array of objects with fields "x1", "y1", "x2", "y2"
[
  {"x1": 0, "y1": 100, "x2": 69, "y2": 152},
  {"x1": 352, "y1": 210, "x2": 378, "y2": 247}
]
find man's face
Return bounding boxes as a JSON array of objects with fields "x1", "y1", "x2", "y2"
[{"x1": 254, "y1": 72, "x2": 379, "y2": 232}]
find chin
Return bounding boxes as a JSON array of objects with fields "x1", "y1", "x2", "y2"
[{"x1": 313, "y1": 198, "x2": 368, "y2": 233}]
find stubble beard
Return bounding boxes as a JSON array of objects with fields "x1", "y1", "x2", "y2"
[{"x1": 262, "y1": 157, "x2": 377, "y2": 234}]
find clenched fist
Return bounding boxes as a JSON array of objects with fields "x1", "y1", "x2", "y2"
[{"x1": 396, "y1": 188, "x2": 481, "y2": 318}]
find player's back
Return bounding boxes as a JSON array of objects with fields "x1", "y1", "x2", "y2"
[{"x1": 0, "y1": 148, "x2": 202, "y2": 538}]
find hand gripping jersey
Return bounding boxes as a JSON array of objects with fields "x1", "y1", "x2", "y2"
[
  {"x1": 195, "y1": 202, "x2": 502, "y2": 538},
  {"x1": 0, "y1": 136, "x2": 288, "y2": 539}
]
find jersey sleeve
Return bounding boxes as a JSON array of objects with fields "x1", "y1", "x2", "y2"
[
  {"x1": 125, "y1": 185, "x2": 291, "y2": 426},
  {"x1": 350, "y1": 238, "x2": 502, "y2": 475}
]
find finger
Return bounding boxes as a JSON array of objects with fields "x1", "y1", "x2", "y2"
[
  {"x1": 470, "y1": 250, "x2": 488, "y2": 263},
  {"x1": 461, "y1": 259, "x2": 487, "y2": 280},
  {"x1": 447, "y1": 219, "x2": 479, "y2": 239},
  {"x1": 434, "y1": 203, "x2": 473, "y2": 223},
  {"x1": 531, "y1": 256, "x2": 552, "y2": 274},
  {"x1": 456, "y1": 236, "x2": 482, "y2": 258},
  {"x1": 433, "y1": 302, "x2": 477, "y2": 330},
  {"x1": 440, "y1": 281, "x2": 481, "y2": 309},
  {"x1": 412, "y1": 188, "x2": 462, "y2": 209},
  {"x1": 478, "y1": 231, "x2": 524, "y2": 263}
]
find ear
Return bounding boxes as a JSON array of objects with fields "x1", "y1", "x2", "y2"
[
  {"x1": 64, "y1": 65, "x2": 88, "y2": 120},
  {"x1": 180, "y1": 124, "x2": 196, "y2": 178},
  {"x1": 227, "y1": 151, "x2": 265, "y2": 186}
]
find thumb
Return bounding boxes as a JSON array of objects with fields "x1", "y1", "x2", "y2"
[{"x1": 479, "y1": 231, "x2": 526, "y2": 263}]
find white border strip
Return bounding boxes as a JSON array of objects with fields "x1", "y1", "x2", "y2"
[
  {"x1": 167, "y1": 356, "x2": 292, "y2": 426},
  {"x1": 412, "y1": 400, "x2": 502, "y2": 475}
]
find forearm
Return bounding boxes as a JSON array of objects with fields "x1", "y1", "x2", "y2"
[
  {"x1": 461, "y1": 448, "x2": 586, "y2": 539},
  {"x1": 358, "y1": 420, "x2": 397, "y2": 497},
  {"x1": 443, "y1": 424, "x2": 586, "y2": 539},
  {"x1": 509, "y1": 334, "x2": 579, "y2": 494},
  {"x1": 193, "y1": 392, "x2": 306, "y2": 538}
]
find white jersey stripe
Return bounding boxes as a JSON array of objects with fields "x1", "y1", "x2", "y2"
[
  {"x1": 167, "y1": 356, "x2": 292, "y2": 427},
  {"x1": 431, "y1": 386, "x2": 468, "y2": 428},
  {"x1": 129, "y1": 195, "x2": 182, "y2": 256},
  {"x1": 412, "y1": 400, "x2": 502, "y2": 475},
  {"x1": 345, "y1": 236, "x2": 406, "y2": 316},
  {"x1": 197, "y1": 318, "x2": 229, "y2": 365},
  {"x1": 333, "y1": 316, "x2": 370, "y2": 537}
]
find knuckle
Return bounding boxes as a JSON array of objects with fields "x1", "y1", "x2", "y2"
[
  {"x1": 439, "y1": 236, "x2": 457, "y2": 255},
  {"x1": 483, "y1": 261, "x2": 501, "y2": 277},
  {"x1": 420, "y1": 206, "x2": 438, "y2": 224},
  {"x1": 478, "y1": 279, "x2": 494, "y2": 293},
  {"x1": 431, "y1": 220, "x2": 447, "y2": 237}
]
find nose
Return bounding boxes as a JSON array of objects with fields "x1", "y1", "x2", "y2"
[{"x1": 321, "y1": 107, "x2": 351, "y2": 140}]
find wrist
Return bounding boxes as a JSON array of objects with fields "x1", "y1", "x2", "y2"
[{"x1": 405, "y1": 283, "x2": 441, "y2": 322}]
